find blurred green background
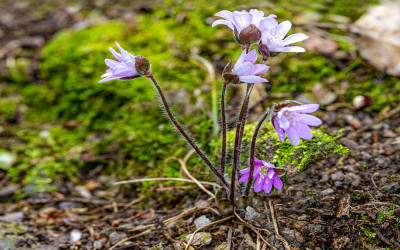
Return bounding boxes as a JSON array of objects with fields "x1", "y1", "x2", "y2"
[{"x1": 1, "y1": 0, "x2": 398, "y2": 195}]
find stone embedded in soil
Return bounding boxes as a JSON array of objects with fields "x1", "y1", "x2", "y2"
[
  {"x1": 0, "y1": 212, "x2": 24, "y2": 223},
  {"x1": 331, "y1": 171, "x2": 345, "y2": 181},
  {"x1": 321, "y1": 188, "x2": 334, "y2": 196},
  {"x1": 194, "y1": 215, "x2": 211, "y2": 229},
  {"x1": 185, "y1": 232, "x2": 212, "y2": 246},
  {"x1": 301, "y1": 197, "x2": 316, "y2": 208},
  {"x1": 376, "y1": 156, "x2": 391, "y2": 167},
  {"x1": 244, "y1": 206, "x2": 261, "y2": 221},
  {"x1": 59, "y1": 202, "x2": 84, "y2": 210},
  {"x1": 93, "y1": 238, "x2": 107, "y2": 249},
  {"x1": 386, "y1": 183, "x2": 400, "y2": 194},
  {"x1": 0, "y1": 238, "x2": 15, "y2": 249},
  {"x1": 344, "y1": 173, "x2": 361, "y2": 187},
  {"x1": 282, "y1": 230, "x2": 301, "y2": 248},
  {"x1": 109, "y1": 231, "x2": 127, "y2": 245},
  {"x1": 0, "y1": 184, "x2": 18, "y2": 199},
  {"x1": 298, "y1": 214, "x2": 308, "y2": 221}
]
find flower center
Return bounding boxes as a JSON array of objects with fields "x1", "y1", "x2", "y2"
[{"x1": 284, "y1": 111, "x2": 299, "y2": 125}]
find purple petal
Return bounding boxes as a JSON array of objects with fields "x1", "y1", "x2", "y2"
[
  {"x1": 233, "y1": 62, "x2": 255, "y2": 76},
  {"x1": 283, "y1": 33, "x2": 309, "y2": 46},
  {"x1": 267, "y1": 168, "x2": 275, "y2": 179},
  {"x1": 263, "y1": 179, "x2": 273, "y2": 193},
  {"x1": 280, "y1": 46, "x2": 306, "y2": 53},
  {"x1": 232, "y1": 49, "x2": 247, "y2": 71},
  {"x1": 254, "y1": 175, "x2": 265, "y2": 192},
  {"x1": 212, "y1": 20, "x2": 234, "y2": 30},
  {"x1": 277, "y1": 115, "x2": 290, "y2": 130},
  {"x1": 105, "y1": 59, "x2": 119, "y2": 67},
  {"x1": 286, "y1": 125, "x2": 300, "y2": 146},
  {"x1": 112, "y1": 66, "x2": 137, "y2": 76},
  {"x1": 215, "y1": 10, "x2": 234, "y2": 23},
  {"x1": 258, "y1": 17, "x2": 278, "y2": 32},
  {"x1": 232, "y1": 11, "x2": 252, "y2": 33},
  {"x1": 239, "y1": 174, "x2": 249, "y2": 183},
  {"x1": 248, "y1": 157, "x2": 266, "y2": 167},
  {"x1": 115, "y1": 42, "x2": 135, "y2": 66},
  {"x1": 293, "y1": 122, "x2": 313, "y2": 139},
  {"x1": 274, "y1": 118, "x2": 286, "y2": 142},
  {"x1": 298, "y1": 114, "x2": 322, "y2": 126},
  {"x1": 289, "y1": 104, "x2": 319, "y2": 113},
  {"x1": 239, "y1": 167, "x2": 250, "y2": 174},
  {"x1": 252, "y1": 64, "x2": 269, "y2": 75},
  {"x1": 275, "y1": 21, "x2": 292, "y2": 40},
  {"x1": 109, "y1": 47, "x2": 122, "y2": 61},
  {"x1": 98, "y1": 75, "x2": 123, "y2": 83},
  {"x1": 273, "y1": 175, "x2": 283, "y2": 189},
  {"x1": 243, "y1": 49, "x2": 258, "y2": 64},
  {"x1": 239, "y1": 75, "x2": 268, "y2": 83}
]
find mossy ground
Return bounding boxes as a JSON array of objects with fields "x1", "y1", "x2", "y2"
[{"x1": 0, "y1": 0, "x2": 395, "y2": 194}]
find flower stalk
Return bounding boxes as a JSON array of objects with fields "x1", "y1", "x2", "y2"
[
  {"x1": 220, "y1": 82, "x2": 228, "y2": 175},
  {"x1": 147, "y1": 73, "x2": 229, "y2": 190},
  {"x1": 244, "y1": 107, "x2": 272, "y2": 196},
  {"x1": 230, "y1": 83, "x2": 254, "y2": 202}
]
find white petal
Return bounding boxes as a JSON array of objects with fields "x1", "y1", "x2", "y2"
[
  {"x1": 215, "y1": 10, "x2": 234, "y2": 23},
  {"x1": 232, "y1": 62, "x2": 255, "y2": 76},
  {"x1": 249, "y1": 9, "x2": 265, "y2": 26},
  {"x1": 275, "y1": 21, "x2": 292, "y2": 40},
  {"x1": 232, "y1": 49, "x2": 247, "y2": 71},
  {"x1": 239, "y1": 75, "x2": 268, "y2": 83},
  {"x1": 232, "y1": 11, "x2": 252, "y2": 33},
  {"x1": 283, "y1": 33, "x2": 309, "y2": 46},
  {"x1": 212, "y1": 20, "x2": 234, "y2": 30},
  {"x1": 259, "y1": 17, "x2": 278, "y2": 32},
  {"x1": 277, "y1": 115, "x2": 290, "y2": 130}
]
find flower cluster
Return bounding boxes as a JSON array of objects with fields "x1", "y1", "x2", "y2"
[{"x1": 98, "y1": 8, "x2": 322, "y2": 202}]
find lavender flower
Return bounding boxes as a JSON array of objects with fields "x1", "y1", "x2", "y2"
[
  {"x1": 239, "y1": 158, "x2": 283, "y2": 194},
  {"x1": 273, "y1": 103, "x2": 322, "y2": 146},
  {"x1": 223, "y1": 49, "x2": 269, "y2": 84},
  {"x1": 259, "y1": 20, "x2": 308, "y2": 55},
  {"x1": 99, "y1": 42, "x2": 150, "y2": 83},
  {"x1": 212, "y1": 9, "x2": 278, "y2": 45}
]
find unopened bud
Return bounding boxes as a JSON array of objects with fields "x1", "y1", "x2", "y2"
[
  {"x1": 223, "y1": 73, "x2": 240, "y2": 84},
  {"x1": 134, "y1": 56, "x2": 151, "y2": 75},
  {"x1": 238, "y1": 24, "x2": 261, "y2": 45},
  {"x1": 258, "y1": 43, "x2": 270, "y2": 61}
]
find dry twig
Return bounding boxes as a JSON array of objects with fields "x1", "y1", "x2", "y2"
[{"x1": 268, "y1": 200, "x2": 291, "y2": 250}]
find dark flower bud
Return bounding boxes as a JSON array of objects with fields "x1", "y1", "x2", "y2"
[
  {"x1": 134, "y1": 56, "x2": 151, "y2": 75},
  {"x1": 223, "y1": 73, "x2": 240, "y2": 84},
  {"x1": 237, "y1": 24, "x2": 262, "y2": 45}
]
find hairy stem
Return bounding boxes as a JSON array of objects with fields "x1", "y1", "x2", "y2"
[
  {"x1": 147, "y1": 73, "x2": 229, "y2": 190},
  {"x1": 244, "y1": 108, "x2": 271, "y2": 196},
  {"x1": 230, "y1": 83, "x2": 254, "y2": 202},
  {"x1": 220, "y1": 83, "x2": 228, "y2": 175}
]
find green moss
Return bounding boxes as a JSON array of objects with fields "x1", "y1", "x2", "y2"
[{"x1": 223, "y1": 123, "x2": 348, "y2": 173}]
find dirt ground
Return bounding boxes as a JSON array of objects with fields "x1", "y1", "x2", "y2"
[{"x1": 0, "y1": 1, "x2": 399, "y2": 249}]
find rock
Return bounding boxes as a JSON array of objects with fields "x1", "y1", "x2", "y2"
[
  {"x1": 0, "y1": 184, "x2": 18, "y2": 198},
  {"x1": 376, "y1": 156, "x2": 391, "y2": 167},
  {"x1": 298, "y1": 214, "x2": 308, "y2": 221},
  {"x1": 302, "y1": 224, "x2": 324, "y2": 234},
  {"x1": 0, "y1": 151, "x2": 15, "y2": 170},
  {"x1": 109, "y1": 232, "x2": 127, "y2": 245},
  {"x1": 321, "y1": 188, "x2": 334, "y2": 196},
  {"x1": 334, "y1": 181, "x2": 344, "y2": 188},
  {"x1": 349, "y1": 118, "x2": 362, "y2": 129},
  {"x1": 0, "y1": 212, "x2": 24, "y2": 223},
  {"x1": 352, "y1": 95, "x2": 370, "y2": 110},
  {"x1": 339, "y1": 138, "x2": 358, "y2": 150},
  {"x1": 185, "y1": 232, "x2": 212, "y2": 246},
  {"x1": 351, "y1": 2, "x2": 400, "y2": 76},
  {"x1": 345, "y1": 173, "x2": 361, "y2": 187},
  {"x1": 93, "y1": 238, "x2": 107, "y2": 249},
  {"x1": 301, "y1": 197, "x2": 316, "y2": 208},
  {"x1": 243, "y1": 234, "x2": 256, "y2": 248},
  {"x1": 386, "y1": 183, "x2": 400, "y2": 194},
  {"x1": 70, "y1": 229, "x2": 81, "y2": 243},
  {"x1": 282, "y1": 230, "x2": 300, "y2": 247},
  {"x1": 194, "y1": 215, "x2": 211, "y2": 229},
  {"x1": 244, "y1": 206, "x2": 261, "y2": 221},
  {"x1": 59, "y1": 202, "x2": 84, "y2": 210},
  {"x1": 331, "y1": 171, "x2": 345, "y2": 181},
  {"x1": 0, "y1": 238, "x2": 15, "y2": 249},
  {"x1": 75, "y1": 186, "x2": 92, "y2": 199}
]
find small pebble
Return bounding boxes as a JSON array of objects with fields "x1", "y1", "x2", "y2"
[
  {"x1": 194, "y1": 215, "x2": 211, "y2": 229},
  {"x1": 321, "y1": 188, "x2": 334, "y2": 196}
]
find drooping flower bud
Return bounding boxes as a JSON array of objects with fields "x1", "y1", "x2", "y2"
[
  {"x1": 272, "y1": 101, "x2": 322, "y2": 146},
  {"x1": 134, "y1": 56, "x2": 151, "y2": 75}
]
